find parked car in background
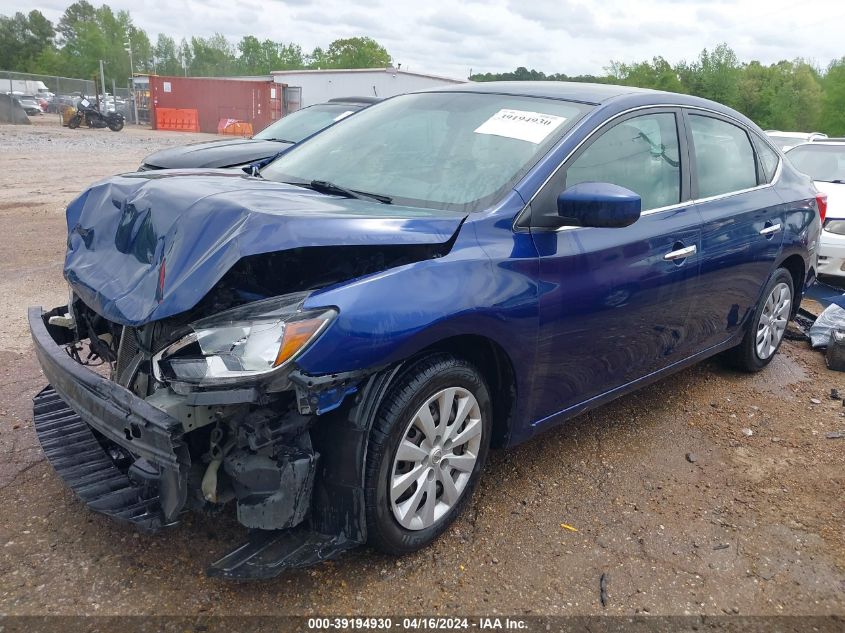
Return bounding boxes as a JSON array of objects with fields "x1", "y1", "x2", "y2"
[
  {"x1": 766, "y1": 130, "x2": 828, "y2": 151},
  {"x1": 30, "y1": 82, "x2": 821, "y2": 579},
  {"x1": 786, "y1": 142, "x2": 844, "y2": 277},
  {"x1": 138, "y1": 96, "x2": 380, "y2": 171},
  {"x1": 13, "y1": 94, "x2": 42, "y2": 116},
  {"x1": 811, "y1": 137, "x2": 845, "y2": 144}
]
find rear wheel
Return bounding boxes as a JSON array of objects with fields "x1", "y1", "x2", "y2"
[
  {"x1": 725, "y1": 267, "x2": 794, "y2": 372},
  {"x1": 108, "y1": 119, "x2": 124, "y2": 132},
  {"x1": 365, "y1": 355, "x2": 491, "y2": 554}
]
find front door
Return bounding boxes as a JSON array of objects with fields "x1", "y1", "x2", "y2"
[{"x1": 528, "y1": 109, "x2": 702, "y2": 426}]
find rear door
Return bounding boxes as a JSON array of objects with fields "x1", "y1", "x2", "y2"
[
  {"x1": 684, "y1": 111, "x2": 785, "y2": 351},
  {"x1": 528, "y1": 108, "x2": 702, "y2": 424}
]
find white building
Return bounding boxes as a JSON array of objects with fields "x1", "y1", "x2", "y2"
[{"x1": 271, "y1": 67, "x2": 466, "y2": 110}]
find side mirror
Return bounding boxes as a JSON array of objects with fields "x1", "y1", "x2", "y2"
[{"x1": 557, "y1": 182, "x2": 642, "y2": 228}]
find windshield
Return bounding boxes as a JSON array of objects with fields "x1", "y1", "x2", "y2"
[
  {"x1": 787, "y1": 145, "x2": 845, "y2": 182},
  {"x1": 254, "y1": 104, "x2": 361, "y2": 143},
  {"x1": 261, "y1": 92, "x2": 591, "y2": 212}
]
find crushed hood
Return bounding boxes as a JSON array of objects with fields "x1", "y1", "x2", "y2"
[{"x1": 64, "y1": 170, "x2": 466, "y2": 326}]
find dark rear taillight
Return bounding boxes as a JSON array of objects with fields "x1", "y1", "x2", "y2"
[{"x1": 816, "y1": 193, "x2": 828, "y2": 222}]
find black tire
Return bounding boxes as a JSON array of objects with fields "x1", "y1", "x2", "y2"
[
  {"x1": 108, "y1": 119, "x2": 124, "y2": 132},
  {"x1": 67, "y1": 115, "x2": 81, "y2": 129},
  {"x1": 724, "y1": 267, "x2": 794, "y2": 372},
  {"x1": 365, "y1": 354, "x2": 492, "y2": 554}
]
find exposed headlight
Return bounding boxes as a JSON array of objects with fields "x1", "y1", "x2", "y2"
[
  {"x1": 154, "y1": 292, "x2": 335, "y2": 386},
  {"x1": 824, "y1": 219, "x2": 845, "y2": 235}
]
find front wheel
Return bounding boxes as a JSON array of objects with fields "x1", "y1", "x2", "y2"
[
  {"x1": 67, "y1": 115, "x2": 81, "y2": 129},
  {"x1": 724, "y1": 267, "x2": 794, "y2": 372},
  {"x1": 108, "y1": 118, "x2": 124, "y2": 132},
  {"x1": 365, "y1": 355, "x2": 491, "y2": 554}
]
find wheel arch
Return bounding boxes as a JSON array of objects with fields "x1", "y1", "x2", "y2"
[
  {"x1": 776, "y1": 252, "x2": 807, "y2": 316},
  {"x1": 401, "y1": 334, "x2": 518, "y2": 449}
]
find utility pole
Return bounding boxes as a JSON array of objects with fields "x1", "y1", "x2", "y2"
[
  {"x1": 125, "y1": 37, "x2": 138, "y2": 124},
  {"x1": 98, "y1": 59, "x2": 106, "y2": 111}
]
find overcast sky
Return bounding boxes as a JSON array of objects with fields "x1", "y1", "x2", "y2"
[{"x1": 8, "y1": 0, "x2": 845, "y2": 79}]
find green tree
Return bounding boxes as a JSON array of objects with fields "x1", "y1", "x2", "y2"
[
  {"x1": 0, "y1": 10, "x2": 56, "y2": 72},
  {"x1": 310, "y1": 36, "x2": 390, "y2": 69},
  {"x1": 153, "y1": 34, "x2": 180, "y2": 75},
  {"x1": 820, "y1": 58, "x2": 845, "y2": 136},
  {"x1": 606, "y1": 56, "x2": 684, "y2": 92},
  {"x1": 677, "y1": 43, "x2": 741, "y2": 107},
  {"x1": 188, "y1": 33, "x2": 236, "y2": 76}
]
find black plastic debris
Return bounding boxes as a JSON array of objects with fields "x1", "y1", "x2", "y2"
[{"x1": 827, "y1": 330, "x2": 845, "y2": 371}]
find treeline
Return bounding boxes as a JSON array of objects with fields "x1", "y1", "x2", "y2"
[
  {"x1": 471, "y1": 44, "x2": 845, "y2": 136},
  {"x1": 0, "y1": 2, "x2": 391, "y2": 85},
  {"x1": 4, "y1": 2, "x2": 845, "y2": 135}
]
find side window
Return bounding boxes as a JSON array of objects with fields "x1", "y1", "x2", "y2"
[
  {"x1": 689, "y1": 115, "x2": 758, "y2": 197},
  {"x1": 753, "y1": 135, "x2": 780, "y2": 184},
  {"x1": 564, "y1": 112, "x2": 681, "y2": 213}
]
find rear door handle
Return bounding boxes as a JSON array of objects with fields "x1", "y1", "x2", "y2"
[
  {"x1": 664, "y1": 245, "x2": 697, "y2": 261},
  {"x1": 759, "y1": 223, "x2": 782, "y2": 236}
]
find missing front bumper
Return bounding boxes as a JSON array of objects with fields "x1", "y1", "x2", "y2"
[
  {"x1": 29, "y1": 306, "x2": 190, "y2": 524},
  {"x1": 28, "y1": 305, "x2": 352, "y2": 577}
]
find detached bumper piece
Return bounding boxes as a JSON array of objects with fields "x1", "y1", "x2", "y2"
[
  {"x1": 33, "y1": 387, "x2": 164, "y2": 530},
  {"x1": 208, "y1": 526, "x2": 355, "y2": 580}
]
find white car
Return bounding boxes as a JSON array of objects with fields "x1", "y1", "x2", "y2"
[
  {"x1": 786, "y1": 142, "x2": 845, "y2": 277},
  {"x1": 766, "y1": 130, "x2": 828, "y2": 152}
]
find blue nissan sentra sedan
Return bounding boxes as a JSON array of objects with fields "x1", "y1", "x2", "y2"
[{"x1": 29, "y1": 82, "x2": 823, "y2": 578}]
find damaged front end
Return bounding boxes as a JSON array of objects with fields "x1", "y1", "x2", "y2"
[
  {"x1": 29, "y1": 260, "x2": 411, "y2": 578},
  {"x1": 30, "y1": 171, "x2": 466, "y2": 578}
]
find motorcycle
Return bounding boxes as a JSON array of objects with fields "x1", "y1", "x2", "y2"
[{"x1": 67, "y1": 98, "x2": 125, "y2": 132}]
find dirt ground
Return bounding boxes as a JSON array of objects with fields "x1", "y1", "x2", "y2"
[{"x1": 0, "y1": 118, "x2": 843, "y2": 617}]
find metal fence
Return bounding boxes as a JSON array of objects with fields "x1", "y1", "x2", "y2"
[{"x1": 2, "y1": 70, "x2": 143, "y2": 124}]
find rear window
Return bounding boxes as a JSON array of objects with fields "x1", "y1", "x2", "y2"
[
  {"x1": 689, "y1": 115, "x2": 757, "y2": 198},
  {"x1": 786, "y1": 145, "x2": 845, "y2": 183},
  {"x1": 753, "y1": 135, "x2": 780, "y2": 183}
]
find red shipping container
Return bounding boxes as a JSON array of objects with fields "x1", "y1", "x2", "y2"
[{"x1": 149, "y1": 76, "x2": 284, "y2": 135}]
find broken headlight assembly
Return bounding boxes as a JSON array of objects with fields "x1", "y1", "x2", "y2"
[{"x1": 153, "y1": 292, "x2": 335, "y2": 387}]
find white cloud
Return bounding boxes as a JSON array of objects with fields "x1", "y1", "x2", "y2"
[{"x1": 5, "y1": 0, "x2": 845, "y2": 78}]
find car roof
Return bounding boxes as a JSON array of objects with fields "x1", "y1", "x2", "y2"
[
  {"x1": 423, "y1": 81, "x2": 656, "y2": 104},
  {"x1": 418, "y1": 80, "x2": 755, "y2": 119},
  {"x1": 766, "y1": 131, "x2": 827, "y2": 138},
  {"x1": 786, "y1": 141, "x2": 845, "y2": 151},
  {"x1": 326, "y1": 96, "x2": 382, "y2": 105}
]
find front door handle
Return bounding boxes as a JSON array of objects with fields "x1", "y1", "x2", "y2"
[
  {"x1": 664, "y1": 245, "x2": 697, "y2": 261},
  {"x1": 759, "y1": 223, "x2": 782, "y2": 236}
]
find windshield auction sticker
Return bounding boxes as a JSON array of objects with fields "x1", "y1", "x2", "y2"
[{"x1": 474, "y1": 109, "x2": 567, "y2": 144}]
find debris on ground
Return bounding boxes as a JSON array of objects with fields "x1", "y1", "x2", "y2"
[
  {"x1": 826, "y1": 431, "x2": 845, "y2": 440},
  {"x1": 686, "y1": 452, "x2": 697, "y2": 463},
  {"x1": 827, "y1": 330, "x2": 845, "y2": 371},
  {"x1": 831, "y1": 389, "x2": 841, "y2": 400},
  {"x1": 560, "y1": 523, "x2": 578, "y2": 532},
  {"x1": 811, "y1": 398, "x2": 822, "y2": 404},
  {"x1": 599, "y1": 573, "x2": 608, "y2": 607},
  {"x1": 741, "y1": 428, "x2": 754, "y2": 436},
  {"x1": 810, "y1": 303, "x2": 845, "y2": 349}
]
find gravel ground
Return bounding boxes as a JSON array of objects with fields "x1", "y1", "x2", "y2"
[{"x1": 0, "y1": 118, "x2": 844, "y2": 617}]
